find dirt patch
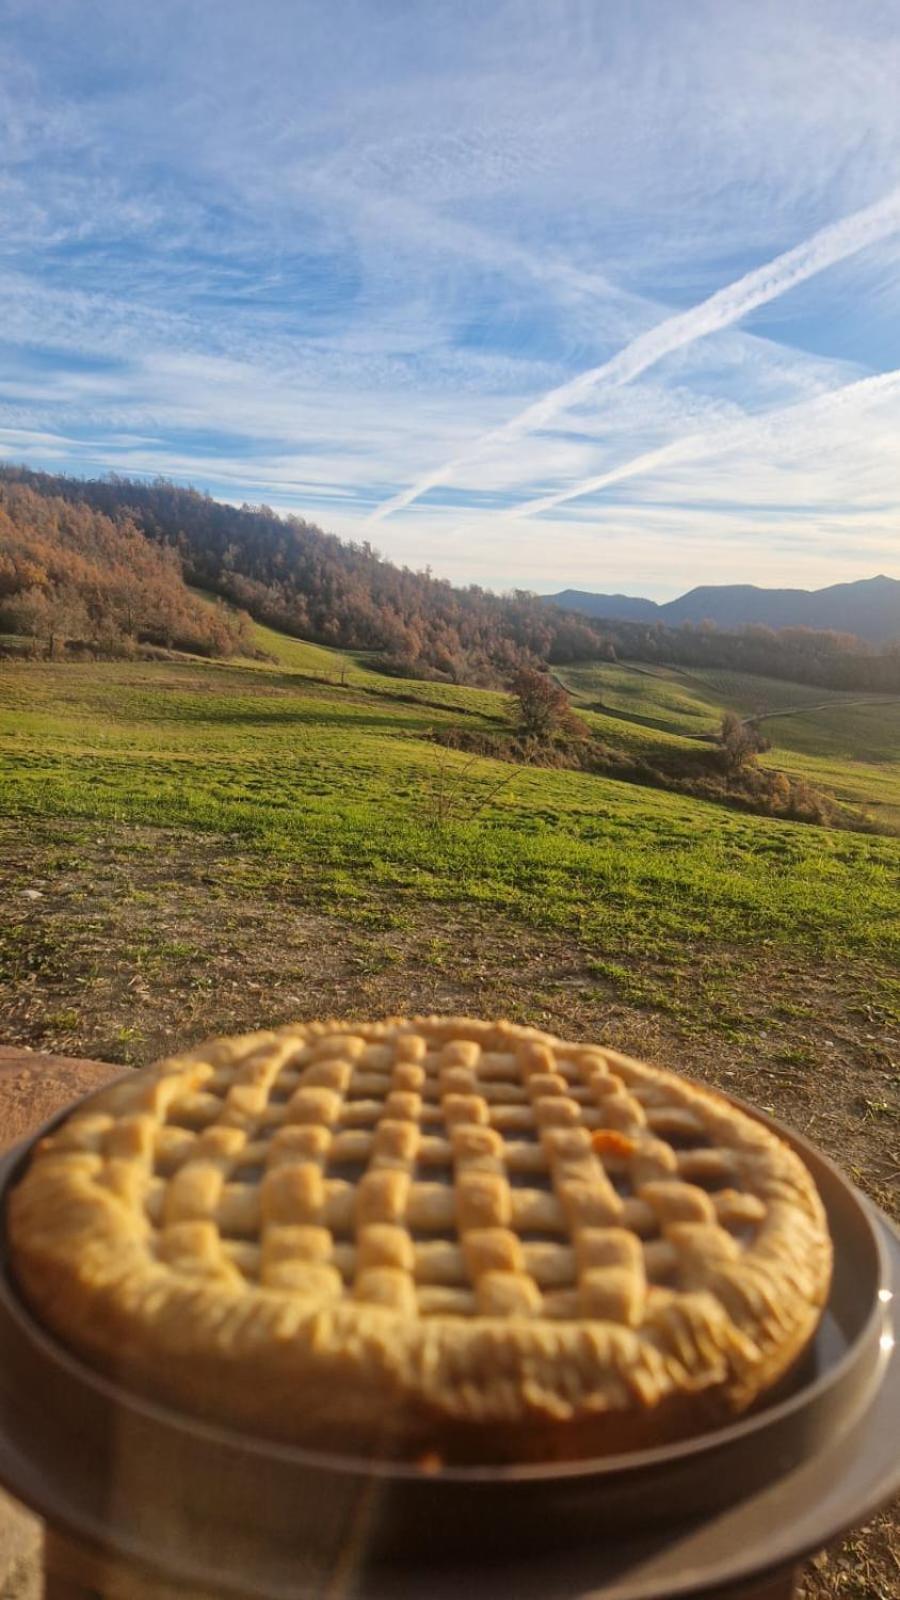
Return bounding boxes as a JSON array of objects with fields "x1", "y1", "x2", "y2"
[
  {"x1": 1, "y1": 817, "x2": 895, "y2": 1213},
  {"x1": 0, "y1": 815, "x2": 897, "y2": 1598}
]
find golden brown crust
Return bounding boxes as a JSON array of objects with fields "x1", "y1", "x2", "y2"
[{"x1": 7, "y1": 1018, "x2": 832, "y2": 1461}]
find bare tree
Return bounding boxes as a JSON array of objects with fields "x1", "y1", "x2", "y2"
[{"x1": 421, "y1": 745, "x2": 526, "y2": 830}]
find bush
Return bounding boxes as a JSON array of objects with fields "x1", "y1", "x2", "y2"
[{"x1": 719, "y1": 711, "x2": 771, "y2": 771}]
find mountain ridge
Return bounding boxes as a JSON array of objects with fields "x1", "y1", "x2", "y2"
[{"x1": 546, "y1": 575, "x2": 900, "y2": 643}]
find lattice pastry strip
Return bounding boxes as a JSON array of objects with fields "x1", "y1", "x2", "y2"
[
  {"x1": 256, "y1": 1050, "x2": 355, "y2": 1299},
  {"x1": 351, "y1": 1037, "x2": 426, "y2": 1313},
  {"x1": 439, "y1": 1040, "x2": 543, "y2": 1319},
  {"x1": 8, "y1": 1018, "x2": 833, "y2": 1463}
]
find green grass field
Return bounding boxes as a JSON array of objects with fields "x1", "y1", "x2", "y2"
[
  {"x1": 2, "y1": 649, "x2": 898, "y2": 974},
  {"x1": 556, "y1": 658, "x2": 900, "y2": 827}
]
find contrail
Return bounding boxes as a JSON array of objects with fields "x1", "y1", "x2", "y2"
[
  {"x1": 508, "y1": 366, "x2": 900, "y2": 519},
  {"x1": 365, "y1": 186, "x2": 900, "y2": 526}
]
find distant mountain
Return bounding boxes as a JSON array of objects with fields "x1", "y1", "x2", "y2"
[
  {"x1": 550, "y1": 590, "x2": 660, "y2": 622},
  {"x1": 546, "y1": 576, "x2": 900, "y2": 644}
]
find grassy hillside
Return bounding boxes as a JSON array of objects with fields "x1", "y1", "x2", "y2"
[
  {"x1": 248, "y1": 621, "x2": 365, "y2": 679},
  {"x1": 558, "y1": 658, "x2": 726, "y2": 735},
  {"x1": 557, "y1": 658, "x2": 900, "y2": 828},
  {"x1": 2, "y1": 652, "x2": 898, "y2": 973},
  {"x1": 248, "y1": 618, "x2": 510, "y2": 719}
]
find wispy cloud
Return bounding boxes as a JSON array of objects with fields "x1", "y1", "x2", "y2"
[
  {"x1": 367, "y1": 187, "x2": 900, "y2": 524},
  {"x1": 2, "y1": 1, "x2": 900, "y2": 591}
]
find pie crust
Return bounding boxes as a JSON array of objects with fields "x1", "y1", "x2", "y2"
[{"x1": 7, "y1": 1018, "x2": 833, "y2": 1462}]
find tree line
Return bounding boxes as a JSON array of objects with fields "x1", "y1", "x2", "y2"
[
  {"x1": 1, "y1": 466, "x2": 897, "y2": 691},
  {"x1": 593, "y1": 615, "x2": 900, "y2": 693}
]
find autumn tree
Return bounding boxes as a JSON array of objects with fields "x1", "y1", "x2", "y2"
[{"x1": 511, "y1": 667, "x2": 576, "y2": 740}]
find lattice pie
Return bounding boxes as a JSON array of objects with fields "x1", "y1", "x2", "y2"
[{"x1": 8, "y1": 1018, "x2": 832, "y2": 1461}]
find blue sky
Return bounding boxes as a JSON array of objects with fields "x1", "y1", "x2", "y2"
[{"x1": 1, "y1": 0, "x2": 899, "y2": 598}]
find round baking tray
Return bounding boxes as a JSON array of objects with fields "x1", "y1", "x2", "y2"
[{"x1": 0, "y1": 1090, "x2": 896, "y2": 1600}]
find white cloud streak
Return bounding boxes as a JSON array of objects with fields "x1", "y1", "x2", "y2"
[
  {"x1": 366, "y1": 186, "x2": 900, "y2": 524},
  {"x1": 508, "y1": 367, "x2": 900, "y2": 519}
]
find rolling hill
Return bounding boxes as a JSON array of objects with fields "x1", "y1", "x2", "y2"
[{"x1": 555, "y1": 657, "x2": 900, "y2": 830}]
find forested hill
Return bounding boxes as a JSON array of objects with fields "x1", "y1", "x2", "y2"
[
  {"x1": 2, "y1": 465, "x2": 899, "y2": 692},
  {"x1": 0, "y1": 466, "x2": 604, "y2": 682},
  {"x1": 0, "y1": 478, "x2": 252, "y2": 657}
]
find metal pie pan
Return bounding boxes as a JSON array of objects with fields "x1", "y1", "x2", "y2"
[{"x1": 0, "y1": 1089, "x2": 895, "y2": 1599}]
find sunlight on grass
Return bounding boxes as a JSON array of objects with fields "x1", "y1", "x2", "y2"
[
  {"x1": 1, "y1": 655, "x2": 897, "y2": 964},
  {"x1": 557, "y1": 658, "x2": 900, "y2": 823}
]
